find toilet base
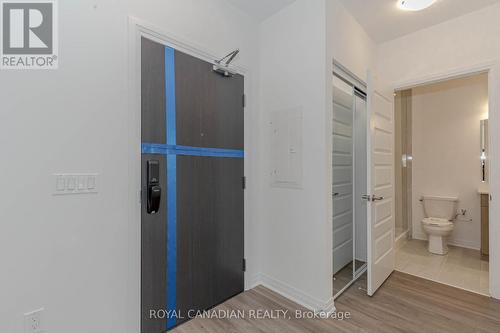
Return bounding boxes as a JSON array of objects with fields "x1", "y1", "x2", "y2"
[{"x1": 428, "y1": 235, "x2": 448, "y2": 255}]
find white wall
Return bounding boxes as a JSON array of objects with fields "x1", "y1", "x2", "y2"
[
  {"x1": 327, "y1": 0, "x2": 375, "y2": 273},
  {"x1": 327, "y1": 0, "x2": 374, "y2": 287},
  {"x1": 253, "y1": 0, "x2": 376, "y2": 311},
  {"x1": 327, "y1": 0, "x2": 376, "y2": 82},
  {"x1": 377, "y1": 3, "x2": 500, "y2": 298},
  {"x1": 0, "y1": 1, "x2": 260, "y2": 332},
  {"x1": 411, "y1": 74, "x2": 489, "y2": 250},
  {"x1": 257, "y1": 0, "x2": 332, "y2": 310},
  {"x1": 327, "y1": 0, "x2": 374, "y2": 266},
  {"x1": 377, "y1": 4, "x2": 500, "y2": 86}
]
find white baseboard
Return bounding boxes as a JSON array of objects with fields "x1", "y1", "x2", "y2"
[
  {"x1": 321, "y1": 297, "x2": 336, "y2": 316},
  {"x1": 395, "y1": 230, "x2": 409, "y2": 250},
  {"x1": 246, "y1": 273, "x2": 263, "y2": 290},
  {"x1": 249, "y1": 272, "x2": 334, "y2": 312},
  {"x1": 447, "y1": 239, "x2": 480, "y2": 251},
  {"x1": 413, "y1": 233, "x2": 480, "y2": 251}
]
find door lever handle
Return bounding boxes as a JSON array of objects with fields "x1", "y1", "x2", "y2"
[
  {"x1": 147, "y1": 160, "x2": 162, "y2": 214},
  {"x1": 361, "y1": 194, "x2": 384, "y2": 202},
  {"x1": 148, "y1": 185, "x2": 161, "y2": 214}
]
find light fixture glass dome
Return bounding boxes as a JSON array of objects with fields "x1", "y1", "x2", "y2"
[{"x1": 397, "y1": 0, "x2": 437, "y2": 11}]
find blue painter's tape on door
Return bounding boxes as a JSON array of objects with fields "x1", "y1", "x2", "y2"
[
  {"x1": 165, "y1": 47, "x2": 177, "y2": 146},
  {"x1": 166, "y1": 154, "x2": 177, "y2": 330},
  {"x1": 165, "y1": 46, "x2": 177, "y2": 330},
  {"x1": 141, "y1": 143, "x2": 244, "y2": 159}
]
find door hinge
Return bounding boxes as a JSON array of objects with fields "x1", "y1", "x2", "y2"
[
  {"x1": 242, "y1": 176, "x2": 247, "y2": 190},
  {"x1": 243, "y1": 94, "x2": 246, "y2": 108},
  {"x1": 242, "y1": 258, "x2": 246, "y2": 272}
]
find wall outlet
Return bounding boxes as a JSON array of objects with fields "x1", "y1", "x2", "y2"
[{"x1": 24, "y1": 308, "x2": 43, "y2": 333}]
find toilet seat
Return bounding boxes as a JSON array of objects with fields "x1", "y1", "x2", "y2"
[{"x1": 422, "y1": 217, "x2": 452, "y2": 227}]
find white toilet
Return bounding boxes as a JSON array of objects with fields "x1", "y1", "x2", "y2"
[{"x1": 421, "y1": 195, "x2": 458, "y2": 255}]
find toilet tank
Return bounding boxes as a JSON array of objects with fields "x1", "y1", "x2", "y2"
[{"x1": 422, "y1": 195, "x2": 458, "y2": 220}]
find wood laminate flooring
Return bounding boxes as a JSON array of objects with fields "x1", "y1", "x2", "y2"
[
  {"x1": 333, "y1": 260, "x2": 366, "y2": 296},
  {"x1": 172, "y1": 271, "x2": 500, "y2": 333}
]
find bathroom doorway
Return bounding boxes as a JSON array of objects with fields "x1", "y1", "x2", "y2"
[{"x1": 394, "y1": 73, "x2": 490, "y2": 296}]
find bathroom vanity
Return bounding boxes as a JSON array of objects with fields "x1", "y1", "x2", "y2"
[
  {"x1": 479, "y1": 120, "x2": 489, "y2": 258},
  {"x1": 480, "y1": 190, "x2": 489, "y2": 257}
]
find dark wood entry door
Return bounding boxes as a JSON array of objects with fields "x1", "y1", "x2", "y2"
[{"x1": 140, "y1": 37, "x2": 245, "y2": 332}]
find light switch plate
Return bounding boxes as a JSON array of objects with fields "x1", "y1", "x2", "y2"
[
  {"x1": 87, "y1": 175, "x2": 96, "y2": 190},
  {"x1": 77, "y1": 176, "x2": 86, "y2": 190},
  {"x1": 55, "y1": 176, "x2": 65, "y2": 191},
  {"x1": 66, "y1": 176, "x2": 76, "y2": 190},
  {"x1": 53, "y1": 173, "x2": 99, "y2": 195}
]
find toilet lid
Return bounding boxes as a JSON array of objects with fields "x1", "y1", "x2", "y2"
[{"x1": 422, "y1": 217, "x2": 453, "y2": 227}]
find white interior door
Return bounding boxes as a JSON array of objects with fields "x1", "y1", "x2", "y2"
[{"x1": 367, "y1": 74, "x2": 395, "y2": 296}]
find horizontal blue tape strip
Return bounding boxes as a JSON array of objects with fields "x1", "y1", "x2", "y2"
[{"x1": 142, "y1": 143, "x2": 244, "y2": 158}]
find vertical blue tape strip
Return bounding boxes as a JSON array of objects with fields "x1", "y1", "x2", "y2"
[
  {"x1": 166, "y1": 154, "x2": 176, "y2": 330},
  {"x1": 165, "y1": 47, "x2": 177, "y2": 146},
  {"x1": 165, "y1": 46, "x2": 177, "y2": 330}
]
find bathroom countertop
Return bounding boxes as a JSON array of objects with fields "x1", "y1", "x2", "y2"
[{"x1": 478, "y1": 184, "x2": 490, "y2": 195}]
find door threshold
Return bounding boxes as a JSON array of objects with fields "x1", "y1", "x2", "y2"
[{"x1": 394, "y1": 268, "x2": 490, "y2": 298}]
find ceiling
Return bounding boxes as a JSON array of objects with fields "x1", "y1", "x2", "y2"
[
  {"x1": 338, "y1": 0, "x2": 500, "y2": 42},
  {"x1": 225, "y1": 0, "x2": 296, "y2": 21}
]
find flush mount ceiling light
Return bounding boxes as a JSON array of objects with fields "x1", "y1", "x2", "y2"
[{"x1": 397, "y1": 0, "x2": 437, "y2": 11}]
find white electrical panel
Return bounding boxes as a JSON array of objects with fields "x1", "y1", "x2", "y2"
[
  {"x1": 53, "y1": 173, "x2": 99, "y2": 195},
  {"x1": 269, "y1": 107, "x2": 303, "y2": 189}
]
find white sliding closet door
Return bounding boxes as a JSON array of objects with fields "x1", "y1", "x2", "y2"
[{"x1": 332, "y1": 76, "x2": 354, "y2": 274}]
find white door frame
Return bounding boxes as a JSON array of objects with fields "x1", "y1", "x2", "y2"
[
  {"x1": 391, "y1": 60, "x2": 500, "y2": 299},
  {"x1": 126, "y1": 17, "x2": 250, "y2": 332}
]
